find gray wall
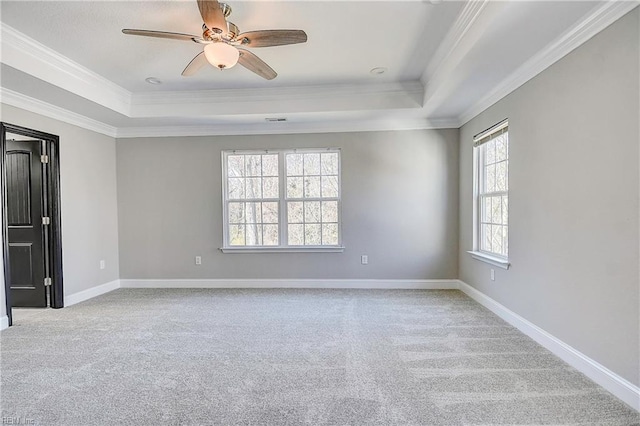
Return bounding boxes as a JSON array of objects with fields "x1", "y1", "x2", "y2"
[
  {"x1": 459, "y1": 8, "x2": 639, "y2": 386},
  {"x1": 117, "y1": 129, "x2": 459, "y2": 279},
  {"x1": 0, "y1": 104, "x2": 120, "y2": 300}
]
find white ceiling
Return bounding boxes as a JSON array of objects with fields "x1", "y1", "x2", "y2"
[{"x1": 0, "y1": 1, "x2": 636, "y2": 137}]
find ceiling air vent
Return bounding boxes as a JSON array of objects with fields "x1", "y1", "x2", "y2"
[{"x1": 265, "y1": 118, "x2": 287, "y2": 122}]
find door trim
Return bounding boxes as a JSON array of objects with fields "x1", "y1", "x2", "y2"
[{"x1": 0, "y1": 123, "x2": 64, "y2": 326}]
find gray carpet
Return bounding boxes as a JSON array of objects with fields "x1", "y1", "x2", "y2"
[{"x1": 1, "y1": 289, "x2": 638, "y2": 425}]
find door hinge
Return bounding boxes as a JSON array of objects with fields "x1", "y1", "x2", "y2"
[
  {"x1": 41, "y1": 154, "x2": 49, "y2": 164},
  {"x1": 42, "y1": 217, "x2": 50, "y2": 225},
  {"x1": 44, "y1": 277, "x2": 52, "y2": 287}
]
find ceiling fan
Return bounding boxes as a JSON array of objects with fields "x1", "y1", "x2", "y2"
[{"x1": 122, "y1": 0, "x2": 307, "y2": 80}]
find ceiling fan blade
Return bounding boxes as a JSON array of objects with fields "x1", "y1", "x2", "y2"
[
  {"x1": 237, "y1": 49, "x2": 277, "y2": 80},
  {"x1": 197, "y1": 0, "x2": 227, "y2": 34},
  {"x1": 122, "y1": 29, "x2": 200, "y2": 42},
  {"x1": 238, "y1": 30, "x2": 307, "y2": 48},
  {"x1": 182, "y1": 51, "x2": 209, "y2": 76}
]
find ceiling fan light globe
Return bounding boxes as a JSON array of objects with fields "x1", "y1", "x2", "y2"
[{"x1": 204, "y1": 42, "x2": 239, "y2": 69}]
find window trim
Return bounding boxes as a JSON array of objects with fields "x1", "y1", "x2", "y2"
[
  {"x1": 471, "y1": 119, "x2": 510, "y2": 269},
  {"x1": 467, "y1": 250, "x2": 510, "y2": 269},
  {"x1": 221, "y1": 148, "x2": 343, "y2": 251}
]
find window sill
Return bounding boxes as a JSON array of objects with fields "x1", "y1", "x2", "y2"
[
  {"x1": 467, "y1": 251, "x2": 510, "y2": 270},
  {"x1": 220, "y1": 247, "x2": 345, "y2": 254}
]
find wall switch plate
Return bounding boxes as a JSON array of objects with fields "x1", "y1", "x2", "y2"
[
  {"x1": 490, "y1": 269, "x2": 495, "y2": 281},
  {"x1": 361, "y1": 255, "x2": 368, "y2": 265},
  {"x1": 99, "y1": 260, "x2": 105, "y2": 270},
  {"x1": 195, "y1": 256, "x2": 202, "y2": 265}
]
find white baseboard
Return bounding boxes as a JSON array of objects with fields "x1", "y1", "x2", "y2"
[
  {"x1": 457, "y1": 280, "x2": 640, "y2": 412},
  {"x1": 64, "y1": 279, "x2": 121, "y2": 307},
  {"x1": 0, "y1": 315, "x2": 8, "y2": 331},
  {"x1": 119, "y1": 278, "x2": 460, "y2": 290}
]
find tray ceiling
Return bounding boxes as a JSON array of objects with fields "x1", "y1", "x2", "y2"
[{"x1": 0, "y1": 1, "x2": 634, "y2": 137}]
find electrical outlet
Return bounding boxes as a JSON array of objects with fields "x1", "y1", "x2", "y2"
[
  {"x1": 195, "y1": 256, "x2": 202, "y2": 265},
  {"x1": 490, "y1": 269, "x2": 495, "y2": 281},
  {"x1": 99, "y1": 260, "x2": 105, "y2": 270},
  {"x1": 361, "y1": 255, "x2": 368, "y2": 265}
]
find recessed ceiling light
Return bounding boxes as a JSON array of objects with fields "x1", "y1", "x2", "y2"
[
  {"x1": 370, "y1": 67, "x2": 387, "y2": 76},
  {"x1": 145, "y1": 77, "x2": 163, "y2": 85}
]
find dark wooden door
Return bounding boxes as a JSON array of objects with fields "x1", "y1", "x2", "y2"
[{"x1": 6, "y1": 140, "x2": 46, "y2": 307}]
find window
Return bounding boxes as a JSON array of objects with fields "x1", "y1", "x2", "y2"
[
  {"x1": 471, "y1": 120, "x2": 509, "y2": 267},
  {"x1": 222, "y1": 149, "x2": 342, "y2": 251},
  {"x1": 225, "y1": 152, "x2": 280, "y2": 247}
]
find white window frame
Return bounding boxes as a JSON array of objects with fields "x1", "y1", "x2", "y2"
[
  {"x1": 221, "y1": 148, "x2": 344, "y2": 253},
  {"x1": 468, "y1": 119, "x2": 510, "y2": 269}
]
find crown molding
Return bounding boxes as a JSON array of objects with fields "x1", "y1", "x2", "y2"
[
  {"x1": 1, "y1": 88, "x2": 118, "y2": 138},
  {"x1": 115, "y1": 116, "x2": 459, "y2": 139},
  {"x1": 0, "y1": 23, "x2": 131, "y2": 115},
  {"x1": 421, "y1": 1, "x2": 508, "y2": 115},
  {"x1": 457, "y1": 1, "x2": 639, "y2": 126},
  {"x1": 422, "y1": 0, "x2": 488, "y2": 85}
]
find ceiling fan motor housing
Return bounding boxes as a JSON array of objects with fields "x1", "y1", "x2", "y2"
[
  {"x1": 203, "y1": 21, "x2": 238, "y2": 41},
  {"x1": 224, "y1": 22, "x2": 238, "y2": 40}
]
